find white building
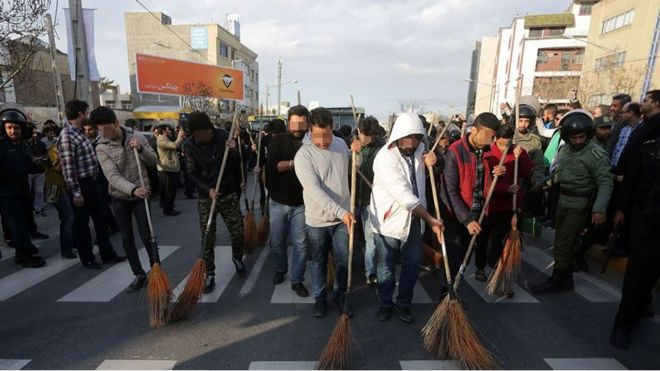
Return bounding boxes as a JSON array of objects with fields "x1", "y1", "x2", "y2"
[{"x1": 472, "y1": 0, "x2": 598, "y2": 116}]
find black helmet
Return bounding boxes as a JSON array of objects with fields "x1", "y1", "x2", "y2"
[
  {"x1": 559, "y1": 109, "x2": 594, "y2": 142},
  {"x1": 509, "y1": 104, "x2": 537, "y2": 126},
  {"x1": 448, "y1": 129, "x2": 462, "y2": 143},
  {"x1": 0, "y1": 108, "x2": 28, "y2": 126}
]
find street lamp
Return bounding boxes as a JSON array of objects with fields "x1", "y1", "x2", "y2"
[{"x1": 264, "y1": 80, "x2": 298, "y2": 115}]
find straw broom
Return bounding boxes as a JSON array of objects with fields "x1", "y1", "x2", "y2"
[
  {"x1": 238, "y1": 133, "x2": 257, "y2": 255},
  {"x1": 443, "y1": 144, "x2": 510, "y2": 370},
  {"x1": 132, "y1": 147, "x2": 172, "y2": 328},
  {"x1": 170, "y1": 111, "x2": 240, "y2": 322},
  {"x1": 487, "y1": 75, "x2": 524, "y2": 298},
  {"x1": 317, "y1": 96, "x2": 360, "y2": 370}
]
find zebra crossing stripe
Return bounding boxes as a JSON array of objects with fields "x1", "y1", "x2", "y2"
[
  {"x1": 0, "y1": 247, "x2": 15, "y2": 262},
  {"x1": 0, "y1": 255, "x2": 79, "y2": 301},
  {"x1": 463, "y1": 265, "x2": 539, "y2": 303},
  {"x1": 523, "y1": 247, "x2": 620, "y2": 302},
  {"x1": 96, "y1": 359, "x2": 177, "y2": 370},
  {"x1": 399, "y1": 360, "x2": 463, "y2": 369},
  {"x1": 240, "y1": 245, "x2": 270, "y2": 297},
  {"x1": 173, "y1": 246, "x2": 235, "y2": 303},
  {"x1": 58, "y1": 246, "x2": 179, "y2": 302},
  {"x1": 0, "y1": 359, "x2": 30, "y2": 370},
  {"x1": 544, "y1": 358, "x2": 627, "y2": 370},
  {"x1": 248, "y1": 361, "x2": 317, "y2": 369}
]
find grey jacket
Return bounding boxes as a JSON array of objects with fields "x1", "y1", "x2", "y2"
[{"x1": 96, "y1": 127, "x2": 157, "y2": 200}]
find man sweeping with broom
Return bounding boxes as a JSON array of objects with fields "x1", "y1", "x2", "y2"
[
  {"x1": 183, "y1": 111, "x2": 246, "y2": 295},
  {"x1": 91, "y1": 106, "x2": 159, "y2": 293},
  {"x1": 369, "y1": 112, "x2": 444, "y2": 323}
]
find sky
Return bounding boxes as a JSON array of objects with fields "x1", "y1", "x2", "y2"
[{"x1": 48, "y1": 0, "x2": 570, "y2": 120}]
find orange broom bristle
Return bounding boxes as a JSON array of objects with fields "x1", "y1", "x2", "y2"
[
  {"x1": 486, "y1": 229, "x2": 523, "y2": 297},
  {"x1": 257, "y1": 212, "x2": 270, "y2": 246},
  {"x1": 316, "y1": 314, "x2": 351, "y2": 370},
  {"x1": 447, "y1": 300, "x2": 500, "y2": 370},
  {"x1": 243, "y1": 211, "x2": 257, "y2": 255},
  {"x1": 169, "y1": 259, "x2": 205, "y2": 322},
  {"x1": 148, "y1": 263, "x2": 172, "y2": 328},
  {"x1": 422, "y1": 295, "x2": 452, "y2": 359}
]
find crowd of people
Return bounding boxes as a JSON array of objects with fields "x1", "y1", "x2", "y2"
[{"x1": 0, "y1": 89, "x2": 658, "y2": 351}]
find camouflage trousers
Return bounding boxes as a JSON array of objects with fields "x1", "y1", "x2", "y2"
[{"x1": 198, "y1": 194, "x2": 244, "y2": 275}]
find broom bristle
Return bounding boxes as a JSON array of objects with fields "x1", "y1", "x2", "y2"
[
  {"x1": 486, "y1": 229, "x2": 523, "y2": 297},
  {"x1": 148, "y1": 263, "x2": 173, "y2": 328},
  {"x1": 316, "y1": 314, "x2": 351, "y2": 370},
  {"x1": 422, "y1": 295, "x2": 452, "y2": 359},
  {"x1": 447, "y1": 300, "x2": 500, "y2": 370},
  {"x1": 169, "y1": 259, "x2": 205, "y2": 322},
  {"x1": 326, "y1": 254, "x2": 335, "y2": 291},
  {"x1": 257, "y1": 213, "x2": 270, "y2": 246},
  {"x1": 243, "y1": 211, "x2": 257, "y2": 255}
]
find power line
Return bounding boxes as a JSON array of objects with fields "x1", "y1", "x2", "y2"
[{"x1": 133, "y1": 0, "x2": 216, "y2": 66}]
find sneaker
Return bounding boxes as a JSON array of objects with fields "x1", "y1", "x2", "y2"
[
  {"x1": 313, "y1": 300, "x2": 327, "y2": 318},
  {"x1": 127, "y1": 274, "x2": 147, "y2": 293},
  {"x1": 395, "y1": 304, "x2": 413, "y2": 323},
  {"x1": 366, "y1": 274, "x2": 378, "y2": 287},
  {"x1": 204, "y1": 275, "x2": 216, "y2": 294},
  {"x1": 20, "y1": 255, "x2": 46, "y2": 268},
  {"x1": 377, "y1": 307, "x2": 392, "y2": 321},
  {"x1": 232, "y1": 257, "x2": 246, "y2": 275},
  {"x1": 102, "y1": 255, "x2": 127, "y2": 264},
  {"x1": 291, "y1": 282, "x2": 309, "y2": 297},
  {"x1": 273, "y1": 271, "x2": 285, "y2": 285}
]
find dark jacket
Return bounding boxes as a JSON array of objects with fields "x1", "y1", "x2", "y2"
[
  {"x1": 0, "y1": 138, "x2": 32, "y2": 196},
  {"x1": 265, "y1": 132, "x2": 304, "y2": 206},
  {"x1": 183, "y1": 128, "x2": 242, "y2": 199},
  {"x1": 615, "y1": 112, "x2": 660, "y2": 176},
  {"x1": 28, "y1": 138, "x2": 47, "y2": 174},
  {"x1": 354, "y1": 138, "x2": 384, "y2": 207}
]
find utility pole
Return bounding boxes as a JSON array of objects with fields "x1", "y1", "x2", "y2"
[
  {"x1": 45, "y1": 14, "x2": 66, "y2": 124},
  {"x1": 265, "y1": 83, "x2": 270, "y2": 115},
  {"x1": 69, "y1": 0, "x2": 92, "y2": 106},
  {"x1": 276, "y1": 59, "x2": 282, "y2": 115}
]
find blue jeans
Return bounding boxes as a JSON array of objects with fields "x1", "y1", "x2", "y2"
[
  {"x1": 55, "y1": 194, "x2": 75, "y2": 255},
  {"x1": 308, "y1": 223, "x2": 349, "y2": 301},
  {"x1": 356, "y1": 206, "x2": 376, "y2": 277},
  {"x1": 375, "y1": 217, "x2": 422, "y2": 309},
  {"x1": 269, "y1": 200, "x2": 308, "y2": 284}
]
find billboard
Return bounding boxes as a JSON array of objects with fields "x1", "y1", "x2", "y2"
[
  {"x1": 135, "y1": 54, "x2": 244, "y2": 100},
  {"x1": 190, "y1": 27, "x2": 208, "y2": 49}
]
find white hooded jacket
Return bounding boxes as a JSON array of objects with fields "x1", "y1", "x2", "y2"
[{"x1": 369, "y1": 112, "x2": 427, "y2": 241}]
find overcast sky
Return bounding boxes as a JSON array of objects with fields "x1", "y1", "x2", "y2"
[{"x1": 48, "y1": 0, "x2": 569, "y2": 120}]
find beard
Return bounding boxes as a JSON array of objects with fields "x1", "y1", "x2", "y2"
[
  {"x1": 570, "y1": 142, "x2": 587, "y2": 151},
  {"x1": 290, "y1": 130, "x2": 305, "y2": 139}
]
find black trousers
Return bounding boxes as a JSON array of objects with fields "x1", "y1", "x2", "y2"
[
  {"x1": 158, "y1": 171, "x2": 178, "y2": 213},
  {"x1": 71, "y1": 177, "x2": 118, "y2": 263},
  {"x1": 613, "y1": 213, "x2": 660, "y2": 331},
  {"x1": 111, "y1": 198, "x2": 155, "y2": 276},
  {"x1": 475, "y1": 211, "x2": 513, "y2": 270},
  {"x1": 0, "y1": 194, "x2": 32, "y2": 259},
  {"x1": 441, "y1": 215, "x2": 470, "y2": 288}
]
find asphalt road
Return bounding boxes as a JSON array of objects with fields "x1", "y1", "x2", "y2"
[{"x1": 1, "y1": 186, "x2": 659, "y2": 370}]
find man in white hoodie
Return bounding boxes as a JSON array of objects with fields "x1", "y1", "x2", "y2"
[
  {"x1": 369, "y1": 112, "x2": 444, "y2": 323},
  {"x1": 294, "y1": 107, "x2": 356, "y2": 319}
]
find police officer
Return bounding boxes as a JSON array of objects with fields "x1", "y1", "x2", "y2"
[
  {"x1": 592, "y1": 116, "x2": 613, "y2": 150},
  {"x1": 532, "y1": 109, "x2": 612, "y2": 294},
  {"x1": 609, "y1": 92, "x2": 660, "y2": 350},
  {"x1": 0, "y1": 108, "x2": 46, "y2": 268}
]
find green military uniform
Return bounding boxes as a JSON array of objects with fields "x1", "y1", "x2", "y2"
[
  {"x1": 592, "y1": 137, "x2": 608, "y2": 149},
  {"x1": 198, "y1": 193, "x2": 244, "y2": 271},
  {"x1": 518, "y1": 132, "x2": 546, "y2": 185},
  {"x1": 552, "y1": 141, "x2": 613, "y2": 271}
]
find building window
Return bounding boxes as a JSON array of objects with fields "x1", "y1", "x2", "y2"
[
  {"x1": 529, "y1": 28, "x2": 543, "y2": 38},
  {"x1": 219, "y1": 42, "x2": 228, "y2": 58},
  {"x1": 601, "y1": 9, "x2": 634, "y2": 34},
  {"x1": 528, "y1": 27, "x2": 565, "y2": 38},
  {"x1": 579, "y1": 5, "x2": 592, "y2": 16}
]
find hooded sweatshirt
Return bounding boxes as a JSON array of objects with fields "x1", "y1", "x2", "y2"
[
  {"x1": 294, "y1": 132, "x2": 350, "y2": 228},
  {"x1": 369, "y1": 112, "x2": 427, "y2": 241}
]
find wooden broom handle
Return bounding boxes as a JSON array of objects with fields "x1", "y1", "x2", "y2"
[
  {"x1": 512, "y1": 75, "x2": 523, "y2": 212},
  {"x1": 427, "y1": 164, "x2": 452, "y2": 287}
]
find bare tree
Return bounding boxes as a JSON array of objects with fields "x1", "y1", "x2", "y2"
[
  {"x1": 99, "y1": 76, "x2": 115, "y2": 91},
  {"x1": 577, "y1": 58, "x2": 646, "y2": 106},
  {"x1": 181, "y1": 81, "x2": 216, "y2": 114},
  {"x1": 0, "y1": 0, "x2": 51, "y2": 90},
  {"x1": 397, "y1": 99, "x2": 425, "y2": 113}
]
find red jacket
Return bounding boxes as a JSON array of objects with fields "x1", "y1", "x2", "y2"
[{"x1": 484, "y1": 142, "x2": 533, "y2": 214}]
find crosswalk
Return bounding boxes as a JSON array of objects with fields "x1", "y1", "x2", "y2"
[
  {"x1": 0, "y1": 247, "x2": 15, "y2": 262},
  {"x1": 173, "y1": 245, "x2": 238, "y2": 303},
  {"x1": 0, "y1": 357, "x2": 638, "y2": 370}
]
